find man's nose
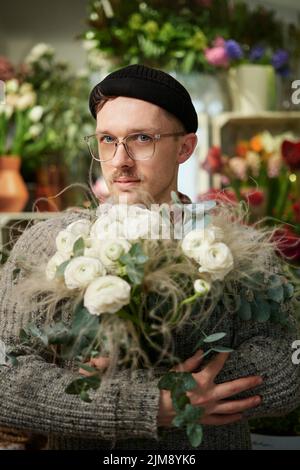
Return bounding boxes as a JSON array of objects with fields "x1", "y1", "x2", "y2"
[{"x1": 110, "y1": 142, "x2": 135, "y2": 168}]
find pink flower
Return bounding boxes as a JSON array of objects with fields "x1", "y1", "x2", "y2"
[
  {"x1": 213, "y1": 36, "x2": 226, "y2": 48},
  {"x1": 204, "y1": 45, "x2": 229, "y2": 67},
  {"x1": 228, "y1": 157, "x2": 247, "y2": 180},
  {"x1": 92, "y1": 177, "x2": 110, "y2": 202}
]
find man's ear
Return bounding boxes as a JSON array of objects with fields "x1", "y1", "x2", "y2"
[{"x1": 177, "y1": 133, "x2": 198, "y2": 164}]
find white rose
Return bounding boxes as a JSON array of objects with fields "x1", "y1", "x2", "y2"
[
  {"x1": 66, "y1": 219, "x2": 91, "y2": 238},
  {"x1": 6, "y1": 79, "x2": 19, "y2": 94},
  {"x1": 28, "y1": 123, "x2": 43, "y2": 138},
  {"x1": 194, "y1": 278, "x2": 211, "y2": 295},
  {"x1": 64, "y1": 256, "x2": 106, "y2": 289},
  {"x1": 122, "y1": 211, "x2": 161, "y2": 240},
  {"x1": 182, "y1": 227, "x2": 222, "y2": 260},
  {"x1": 19, "y1": 83, "x2": 33, "y2": 95},
  {"x1": 16, "y1": 92, "x2": 36, "y2": 111},
  {"x1": 46, "y1": 251, "x2": 70, "y2": 281},
  {"x1": 84, "y1": 275, "x2": 131, "y2": 315},
  {"x1": 28, "y1": 105, "x2": 44, "y2": 122},
  {"x1": 90, "y1": 215, "x2": 124, "y2": 240},
  {"x1": 25, "y1": 43, "x2": 54, "y2": 63},
  {"x1": 98, "y1": 239, "x2": 131, "y2": 269},
  {"x1": 198, "y1": 242, "x2": 234, "y2": 281},
  {"x1": 55, "y1": 230, "x2": 81, "y2": 255}
]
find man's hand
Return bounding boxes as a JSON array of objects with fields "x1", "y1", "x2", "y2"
[{"x1": 158, "y1": 349, "x2": 263, "y2": 428}]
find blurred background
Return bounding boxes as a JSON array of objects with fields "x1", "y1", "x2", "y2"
[{"x1": 1, "y1": 0, "x2": 300, "y2": 449}]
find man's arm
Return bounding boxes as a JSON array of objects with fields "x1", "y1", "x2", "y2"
[
  {"x1": 0, "y1": 214, "x2": 161, "y2": 441},
  {"x1": 218, "y1": 303, "x2": 300, "y2": 418}
]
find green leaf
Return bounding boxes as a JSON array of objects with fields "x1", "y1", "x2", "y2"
[
  {"x1": 172, "y1": 394, "x2": 190, "y2": 412},
  {"x1": 187, "y1": 423, "x2": 203, "y2": 448},
  {"x1": 172, "y1": 413, "x2": 185, "y2": 428},
  {"x1": 202, "y1": 332, "x2": 226, "y2": 343},
  {"x1": 56, "y1": 260, "x2": 70, "y2": 278},
  {"x1": 238, "y1": 300, "x2": 252, "y2": 321},
  {"x1": 181, "y1": 403, "x2": 202, "y2": 422},
  {"x1": 211, "y1": 346, "x2": 234, "y2": 353},
  {"x1": 158, "y1": 372, "x2": 177, "y2": 390},
  {"x1": 73, "y1": 237, "x2": 85, "y2": 256},
  {"x1": 253, "y1": 299, "x2": 271, "y2": 322},
  {"x1": 80, "y1": 390, "x2": 92, "y2": 403},
  {"x1": 267, "y1": 285, "x2": 284, "y2": 303},
  {"x1": 283, "y1": 283, "x2": 294, "y2": 299},
  {"x1": 78, "y1": 363, "x2": 97, "y2": 374},
  {"x1": 126, "y1": 264, "x2": 144, "y2": 285}
]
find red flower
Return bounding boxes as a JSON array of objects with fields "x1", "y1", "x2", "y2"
[
  {"x1": 0, "y1": 56, "x2": 15, "y2": 81},
  {"x1": 242, "y1": 189, "x2": 265, "y2": 206},
  {"x1": 273, "y1": 226, "x2": 300, "y2": 262},
  {"x1": 292, "y1": 201, "x2": 300, "y2": 223},
  {"x1": 202, "y1": 146, "x2": 223, "y2": 173},
  {"x1": 281, "y1": 140, "x2": 300, "y2": 171}
]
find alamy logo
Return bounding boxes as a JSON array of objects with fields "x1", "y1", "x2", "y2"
[
  {"x1": 0, "y1": 80, "x2": 5, "y2": 105},
  {"x1": 292, "y1": 340, "x2": 300, "y2": 365},
  {"x1": 291, "y1": 80, "x2": 300, "y2": 105}
]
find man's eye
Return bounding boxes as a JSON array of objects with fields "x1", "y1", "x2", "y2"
[
  {"x1": 99, "y1": 135, "x2": 115, "y2": 144},
  {"x1": 136, "y1": 134, "x2": 152, "y2": 143}
]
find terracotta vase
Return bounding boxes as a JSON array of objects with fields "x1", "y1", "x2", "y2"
[{"x1": 0, "y1": 156, "x2": 29, "y2": 212}]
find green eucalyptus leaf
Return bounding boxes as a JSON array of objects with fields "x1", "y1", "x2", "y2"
[
  {"x1": 284, "y1": 282, "x2": 294, "y2": 299},
  {"x1": 267, "y1": 285, "x2": 284, "y2": 303},
  {"x1": 237, "y1": 300, "x2": 252, "y2": 321},
  {"x1": 158, "y1": 372, "x2": 177, "y2": 390},
  {"x1": 73, "y1": 237, "x2": 85, "y2": 256},
  {"x1": 56, "y1": 260, "x2": 70, "y2": 278},
  {"x1": 80, "y1": 390, "x2": 92, "y2": 403},
  {"x1": 187, "y1": 423, "x2": 203, "y2": 448},
  {"x1": 172, "y1": 412, "x2": 185, "y2": 428},
  {"x1": 172, "y1": 394, "x2": 190, "y2": 412},
  {"x1": 211, "y1": 346, "x2": 234, "y2": 353},
  {"x1": 253, "y1": 299, "x2": 271, "y2": 322},
  {"x1": 203, "y1": 332, "x2": 226, "y2": 343}
]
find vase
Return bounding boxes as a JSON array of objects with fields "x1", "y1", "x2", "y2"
[
  {"x1": 0, "y1": 156, "x2": 29, "y2": 212},
  {"x1": 227, "y1": 64, "x2": 277, "y2": 114},
  {"x1": 35, "y1": 162, "x2": 65, "y2": 212}
]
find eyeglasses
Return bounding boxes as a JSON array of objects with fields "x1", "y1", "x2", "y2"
[{"x1": 84, "y1": 131, "x2": 186, "y2": 162}]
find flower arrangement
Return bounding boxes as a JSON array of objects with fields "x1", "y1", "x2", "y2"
[
  {"x1": 4, "y1": 194, "x2": 295, "y2": 447},
  {"x1": 83, "y1": 0, "x2": 298, "y2": 75},
  {"x1": 0, "y1": 44, "x2": 93, "y2": 178},
  {"x1": 202, "y1": 132, "x2": 300, "y2": 262},
  {"x1": 0, "y1": 78, "x2": 48, "y2": 157},
  {"x1": 205, "y1": 38, "x2": 290, "y2": 76}
]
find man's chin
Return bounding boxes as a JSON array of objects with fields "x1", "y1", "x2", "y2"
[{"x1": 110, "y1": 186, "x2": 154, "y2": 205}]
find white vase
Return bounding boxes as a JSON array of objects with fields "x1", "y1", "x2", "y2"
[
  {"x1": 227, "y1": 64, "x2": 277, "y2": 114},
  {"x1": 251, "y1": 433, "x2": 300, "y2": 450}
]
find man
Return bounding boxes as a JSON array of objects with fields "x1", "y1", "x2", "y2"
[{"x1": 0, "y1": 64, "x2": 299, "y2": 450}]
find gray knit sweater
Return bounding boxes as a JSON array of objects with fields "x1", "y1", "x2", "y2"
[{"x1": 0, "y1": 211, "x2": 299, "y2": 450}]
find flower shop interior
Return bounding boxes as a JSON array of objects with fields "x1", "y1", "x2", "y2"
[{"x1": 1, "y1": 0, "x2": 300, "y2": 451}]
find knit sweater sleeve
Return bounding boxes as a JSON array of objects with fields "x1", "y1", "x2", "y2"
[
  {"x1": 217, "y1": 303, "x2": 300, "y2": 418},
  {"x1": 0, "y1": 214, "x2": 161, "y2": 441}
]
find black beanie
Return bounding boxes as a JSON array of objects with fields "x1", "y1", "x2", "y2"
[{"x1": 89, "y1": 64, "x2": 198, "y2": 133}]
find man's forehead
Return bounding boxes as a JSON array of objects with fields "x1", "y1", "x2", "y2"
[{"x1": 96, "y1": 97, "x2": 168, "y2": 131}]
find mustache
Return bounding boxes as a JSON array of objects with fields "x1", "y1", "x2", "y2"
[{"x1": 110, "y1": 171, "x2": 144, "y2": 182}]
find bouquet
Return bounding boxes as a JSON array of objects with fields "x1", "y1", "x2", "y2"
[
  {"x1": 7, "y1": 194, "x2": 295, "y2": 447},
  {"x1": 202, "y1": 132, "x2": 300, "y2": 263}
]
